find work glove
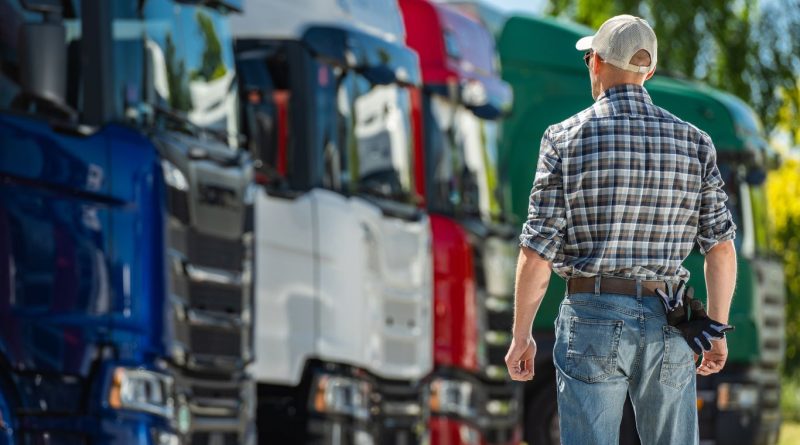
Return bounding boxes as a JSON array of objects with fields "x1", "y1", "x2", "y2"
[
  {"x1": 677, "y1": 291, "x2": 734, "y2": 356},
  {"x1": 656, "y1": 279, "x2": 689, "y2": 326}
]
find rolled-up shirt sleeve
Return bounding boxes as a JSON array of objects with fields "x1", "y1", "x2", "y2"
[
  {"x1": 519, "y1": 128, "x2": 567, "y2": 262},
  {"x1": 695, "y1": 134, "x2": 737, "y2": 255}
]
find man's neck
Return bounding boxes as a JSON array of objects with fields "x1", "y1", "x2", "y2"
[{"x1": 600, "y1": 80, "x2": 645, "y2": 93}]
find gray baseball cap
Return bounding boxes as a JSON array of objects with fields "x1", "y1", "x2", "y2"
[{"x1": 576, "y1": 15, "x2": 657, "y2": 74}]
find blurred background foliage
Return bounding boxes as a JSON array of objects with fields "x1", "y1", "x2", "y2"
[
  {"x1": 546, "y1": 0, "x2": 800, "y2": 146},
  {"x1": 766, "y1": 158, "x2": 800, "y2": 376}
]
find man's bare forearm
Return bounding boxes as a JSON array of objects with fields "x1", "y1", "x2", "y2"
[
  {"x1": 512, "y1": 248, "x2": 553, "y2": 340},
  {"x1": 704, "y1": 239, "x2": 737, "y2": 324}
]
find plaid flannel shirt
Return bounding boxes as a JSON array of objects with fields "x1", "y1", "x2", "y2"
[{"x1": 520, "y1": 84, "x2": 736, "y2": 281}]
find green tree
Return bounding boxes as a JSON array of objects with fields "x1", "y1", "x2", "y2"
[
  {"x1": 766, "y1": 158, "x2": 800, "y2": 375},
  {"x1": 547, "y1": 0, "x2": 800, "y2": 145},
  {"x1": 190, "y1": 12, "x2": 227, "y2": 82},
  {"x1": 165, "y1": 33, "x2": 192, "y2": 112}
]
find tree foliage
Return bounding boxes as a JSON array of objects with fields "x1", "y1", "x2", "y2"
[
  {"x1": 191, "y1": 12, "x2": 228, "y2": 82},
  {"x1": 547, "y1": 0, "x2": 800, "y2": 145},
  {"x1": 766, "y1": 158, "x2": 800, "y2": 374}
]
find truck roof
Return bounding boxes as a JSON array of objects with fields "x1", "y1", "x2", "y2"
[
  {"x1": 497, "y1": 13, "x2": 769, "y2": 159},
  {"x1": 439, "y1": 0, "x2": 510, "y2": 38},
  {"x1": 400, "y1": 0, "x2": 511, "y2": 114},
  {"x1": 229, "y1": 0, "x2": 406, "y2": 43},
  {"x1": 499, "y1": 14, "x2": 594, "y2": 72}
]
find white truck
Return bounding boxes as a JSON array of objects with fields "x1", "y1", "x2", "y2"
[{"x1": 231, "y1": 1, "x2": 434, "y2": 443}]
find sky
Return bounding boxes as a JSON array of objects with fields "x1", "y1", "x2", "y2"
[{"x1": 483, "y1": 0, "x2": 547, "y2": 14}]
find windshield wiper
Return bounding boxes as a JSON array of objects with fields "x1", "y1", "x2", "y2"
[
  {"x1": 151, "y1": 103, "x2": 238, "y2": 147},
  {"x1": 173, "y1": 0, "x2": 242, "y2": 12}
]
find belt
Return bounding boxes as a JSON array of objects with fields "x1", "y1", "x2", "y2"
[{"x1": 567, "y1": 276, "x2": 668, "y2": 297}]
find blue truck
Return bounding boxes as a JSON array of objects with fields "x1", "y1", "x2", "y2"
[{"x1": 0, "y1": 1, "x2": 254, "y2": 443}]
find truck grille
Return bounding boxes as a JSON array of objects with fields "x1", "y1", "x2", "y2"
[
  {"x1": 754, "y1": 260, "x2": 785, "y2": 367},
  {"x1": 473, "y1": 235, "x2": 522, "y2": 436},
  {"x1": 378, "y1": 379, "x2": 426, "y2": 445},
  {"x1": 480, "y1": 291, "x2": 514, "y2": 382},
  {"x1": 480, "y1": 380, "x2": 521, "y2": 435},
  {"x1": 171, "y1": 373, "x2": 253, "y2": 442},
  {"x1": 473, "y1": 236, "x2": 516, "y2": 383},
  {"x1": 168, "y1": 248, "x2": 250, "y2": 373},
  {"x1": 160, "y1": 141, "x2": 254, "y2": 443}
]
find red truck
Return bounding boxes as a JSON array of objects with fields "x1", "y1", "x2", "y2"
[{"x1": 400, "y1": 1, "x2": 522, "y2": 444}]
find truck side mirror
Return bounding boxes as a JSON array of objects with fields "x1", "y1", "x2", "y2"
[
  {"x1": 745, "y1": 168, "x2": 766, "y2": 186},
  {"x1": 13, "y1": 6, "x2": 76, "y2": 121}
]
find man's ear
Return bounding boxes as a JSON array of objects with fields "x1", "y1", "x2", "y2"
[
  {"x1": 645, "y1": 67, "x2": 656, "y2": 81},
  {"x1": 592, "y1": 53, "x2": 602, "y2": 75}
]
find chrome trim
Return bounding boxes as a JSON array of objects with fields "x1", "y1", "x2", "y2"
[
  {"x1": 485, "y1": 296, "x2": 513, "y2": 313},
  {"x1": 382, "y1": 401, "x2": 422, "y2": 417},
  {"x1": 485, "y1": 366, "x2": 506, "y2": 381},
  {"x1": 186, "y1": 264, "x2": 243, "y2": 286},
  {"x1": 486, "y1": 398, "x2": 516, "y2": 416},
  {"x1": 485, "y1": 330, "x2": 511, "y2": 346},
  {"x1": 189, "y1": 401, "x2": 238, "y2": 417},
  {"x1": 187, "y1": 308, "x2": 245, "y2": 329}
]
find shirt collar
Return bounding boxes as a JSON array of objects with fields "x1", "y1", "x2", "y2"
[{"x1": 597, "y1": 84, "x2": 653, "y2": 105}]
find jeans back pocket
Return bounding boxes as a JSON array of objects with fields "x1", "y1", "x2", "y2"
[
  {"x1": 659, "y1": 325, "x2": 695, "y2": 390},
  {"x1": 564, "y1": 316, "x2": 623, "y2": 383}
]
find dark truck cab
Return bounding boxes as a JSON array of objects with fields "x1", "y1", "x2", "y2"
[{"x1": 0, "y1": 1, "x2": 254, "y2": 444}]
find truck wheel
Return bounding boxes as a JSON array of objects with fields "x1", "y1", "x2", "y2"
[
  {"x1": 524, "y1": 382, "x2": 561, "y2": 445},
  {"x1": 0, "y1": 383, "x2": 15, "y2": 445}
]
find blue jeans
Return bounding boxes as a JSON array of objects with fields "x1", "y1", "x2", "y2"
[{"x1": 553, "y1": 291, "x2": 699, "y2": 445}]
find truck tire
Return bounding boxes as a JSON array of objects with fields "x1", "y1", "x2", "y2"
[{"x1": 523, "y1": 380, "x2": 560, "y2": 445}]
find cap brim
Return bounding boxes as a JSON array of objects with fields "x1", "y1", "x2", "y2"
[{"x1": 575, "y1": 35, "x2": 593, "y2": 51}]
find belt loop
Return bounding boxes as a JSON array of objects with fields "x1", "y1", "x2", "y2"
[
  {"x1": 635, "y1": 278, "x2": 642, "y2": 298},
  {"x1": 594, "y1": 275, "x2": 601, "y2": 296}
]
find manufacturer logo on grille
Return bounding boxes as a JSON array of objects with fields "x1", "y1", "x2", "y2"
[{"x1": 198, "y1": 183, "x2": 238, "y2": 209}]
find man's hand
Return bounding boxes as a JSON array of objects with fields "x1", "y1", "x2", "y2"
[
  {"x1": 678, "y1": 294, "x2": 733, "y2": 356},
  {"x1": 697, "y1": 338, "x2": 728, "y2": 376},
  {"x1": 505, "y1": 336, "x2": 536, "y2": 381}
]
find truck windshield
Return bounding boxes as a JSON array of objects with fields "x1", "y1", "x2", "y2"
[
  {"x1": 238, "y1": 38, "x2": 417, "y2": 203},
  {"x1": 338, "y1": 71, "x2": 415, "y2": 202},
  {"x1": 57, "y1": 0, "x2": 240, "y2": 144},
  {"x1": 424, "y1": 92, "x2": 502, "y2": 221}
]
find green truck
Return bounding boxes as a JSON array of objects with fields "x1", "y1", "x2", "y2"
[{"x1": 492, "y1": 13, "x2": 785, "y2": 445}]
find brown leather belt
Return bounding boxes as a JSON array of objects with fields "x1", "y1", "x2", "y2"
[{"x1": 567, "y1": 276, "x2": 668, "y2": 297}]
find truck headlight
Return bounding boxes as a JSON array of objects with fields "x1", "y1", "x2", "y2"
[
  {"x1": 310, "y1": 374, "x2": 371, "y2": 421},
  {"x1": 428, "y1": 378, "x2": 476, "y2": 419},
  {"x1": 717, "y1": 383, "x2": 759, "y2": 410},
  {"x1": 151, "y1": 430, "x2": 180, "y2": 445},
  {"x1": 162, "y1": 159, "x2": 189, "y2": 191},
  {"x1": 108, "y1": 367, "x2": 175, "y2": 419}
]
